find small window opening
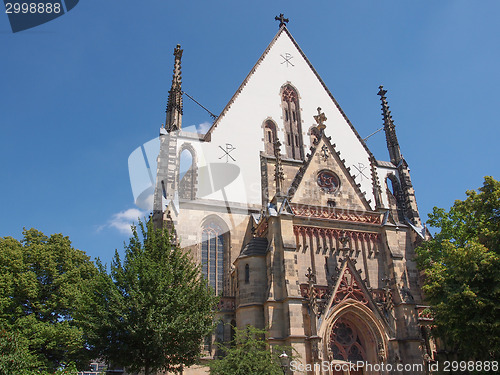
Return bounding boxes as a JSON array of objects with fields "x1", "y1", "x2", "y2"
[{"x1": 245, "y1": 264, "x2": 250, "y2": 284}]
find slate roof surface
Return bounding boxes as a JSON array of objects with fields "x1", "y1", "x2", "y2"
[{"x1": 239, "y1": 237, "x2": 268, "y2": 257}]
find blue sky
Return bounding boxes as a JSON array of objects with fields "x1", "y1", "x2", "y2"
[{"x1": 1, "y1": 1, "x2": 499, "y2": 266}]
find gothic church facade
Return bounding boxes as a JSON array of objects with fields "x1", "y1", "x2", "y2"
[{"x1": 152, "y1": 20, "x2": 432, "y2": 375}]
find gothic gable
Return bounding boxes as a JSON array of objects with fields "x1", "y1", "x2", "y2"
[
  {"x1": 288, "y1": 134, "x2": 371, "y2": 211},
  {"x1": 321, "y1": 257, "x2": 391, "y2": 334},
  {"x1": 322, "y1": 257, "x2": 392, "y2": 332},
  {"x1": 193, "y1": 26, "x2": 375, "y2": 208}
]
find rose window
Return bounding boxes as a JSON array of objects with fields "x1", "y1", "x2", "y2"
[{"x1": 317, "y1": 170, "x2": 340, "y2": 193}]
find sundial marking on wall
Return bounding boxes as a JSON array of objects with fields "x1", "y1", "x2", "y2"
[
  {"x1": 280, "y1": 53, "x2": 294, "y2": 67},
  {"x1": 353, "y1": 163, "x2": 368, "y2": 180},
  {"x1": 219, "y1": 144, "x2": 236, "y2": 163}
]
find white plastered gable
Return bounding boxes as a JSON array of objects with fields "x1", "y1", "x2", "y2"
[{"x1": 200, "y1": 27, "x2": 375, "y2": 209}]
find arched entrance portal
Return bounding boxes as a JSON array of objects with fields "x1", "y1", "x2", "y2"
[{"x1": 323, "y1": 306, "x2": 388, "y2": 375}]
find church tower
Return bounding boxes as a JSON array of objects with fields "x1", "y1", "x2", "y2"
[{"x1": 153, "y1": 16, "x2": 431, "y2": 374}]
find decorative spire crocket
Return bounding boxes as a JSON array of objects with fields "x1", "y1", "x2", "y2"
[
  {"x1": 275, "y1": 13, "x2": 289, "y2": 28},
  {"x1": 378, "y1": 86, "x2": 402, "y2": 165},
  {"x1": 165, "y1": 44, "x2": 183, "y2": 132}
]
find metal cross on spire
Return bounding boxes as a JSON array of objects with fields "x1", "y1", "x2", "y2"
[{"x1": 275, "y1": 13, "x2": 289, "y2": 28}]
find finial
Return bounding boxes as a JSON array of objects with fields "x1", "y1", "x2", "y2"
[
  {"x1": 306, "y1": 267, "x2": 316, "y2": 284},
  {"x1": 173, "y1": 44, "x2": 183, "y2": 59},
  {"x1": 273, "y1": 140, "x2": 285, "y2": 194},
  {"x1": 313, "y1": 107, "x2": 327, "y2": 132},
  {"x1": 275, "y1": 13, "x2": 289, "y2": 28}
]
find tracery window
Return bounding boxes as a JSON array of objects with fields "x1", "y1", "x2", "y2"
[
  {"x1": 281, "y1": 85, "x2": 304, "y2": 160},
  {"x1": 201, "y1": 222, "x2": 225, "y2": 295},
  {"x1": 386, "y1": 174, "x2": 405, "y2": 222},
  {"x1": 330, "y1": 318, "x2": 366, "y2": 363},
  {"x1": 263, "y1": 120, "x2": 277, "y2": 155},
  {"x1": 178, "y1": 145, "x2": 196, "y2": 200}
]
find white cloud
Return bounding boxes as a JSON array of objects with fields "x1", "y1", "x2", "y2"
[
  {"x1": 102, "y1": 208, "x2": 147, "y2": 235},
  {"x1": 183, "y1": 122, "x2": 212, "y2": 134},
  {"x1": 196, "y1": 121, "x2": 212, "y2": 134}
]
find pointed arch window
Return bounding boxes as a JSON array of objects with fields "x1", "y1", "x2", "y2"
[
  {"x1": 201, "y1": 222, "x2": 225, "y2": 295},
  {"x1": 386, "y1": 174, "x2": 405, "y2": 222},
  {"x1": 263, "y1": 120, "x2": 277, "y2": 155},
  {"x1": 178, "y1": 145, "x2": 197, "y2": 200},
  {"x1": 330, "y1": 318, "x2": 367, "y2": 363},
  {"x1": 281, "y1": 85, "x2": 304, "y2": 160}
]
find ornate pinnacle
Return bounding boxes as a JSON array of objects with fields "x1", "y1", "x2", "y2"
[
  {"x1": 274, "y1": 140, "x2": 285, "y2": 194},
  {"x1": 165, "y1": 44, "x2": 184, "y2": 132},
  {"x1": 378, "y1": 85, "x2": 402, "y2": 164},
  {"x1": 275, "y1": 13, "x2": 289, "y2": 28}
]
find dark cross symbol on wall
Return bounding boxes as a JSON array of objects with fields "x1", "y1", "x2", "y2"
[
  {"x1": 219, "y1": 144, "x2": 236, "y2": 163},
  {"x1": 275, "y1": 13, "x2": 289, "y2": 28},
  {"x1": 280, "y1": 53, "x2": 294, "y2": 67},
  {"x1": 353, "y1": 162, "x2": 368, "y2": 180}
]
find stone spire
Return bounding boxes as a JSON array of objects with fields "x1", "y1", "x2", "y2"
[
  {"x1": 378, "y1": 86, "x2": 422, "y2": 226},
  {"x1": 274, "y1": 140, "x2": 285, "y2": 195},
  {"x1": 165, "y1": 44, "x2": 183, "y2": 133},
  {"x1": 378, "y1": 86, "x2": 402, "y2": 165}
]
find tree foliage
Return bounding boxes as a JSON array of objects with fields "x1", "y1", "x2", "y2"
[
  {"x1": 209, "y1": 325, "x2": 293, "y2": 375},
  {"x1": 416, "y1": 176, "x2": 500, "y2": 360},
  {"x1": 0, "y1": 229, "x2": 98, "y2": 372},
  {"x1": 85, "y1": 220, "x2": 218, "y2": 375},
  {"x1": 0, "y1": 329, "x2": 34, "y2": 375}
]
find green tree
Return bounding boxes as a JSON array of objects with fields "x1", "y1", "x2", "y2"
[
  {"x1": 0, "y1": 329, "x2": 34, "y2": 375},
  {"x1": 86, "y1": 220, "x2": 218, "y2": 375},
  {"x1": 0, "y1": 229, "x2": 98, "y2": 372},
  {"x1": 416, "y1": 176, "x2": 500, "y2": 360},
  {"x1": 209, "y1": 325, "x2": 294, "y2": 375}
]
